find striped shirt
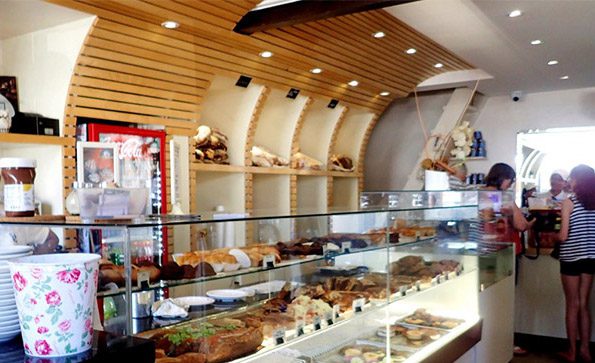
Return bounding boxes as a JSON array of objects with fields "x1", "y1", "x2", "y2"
[{"x1": 560, "y1": 196, "x2": 595, "y2": 262}]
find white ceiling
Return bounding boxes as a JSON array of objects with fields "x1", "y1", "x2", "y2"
[
  {"x1": 386, "y1": 0, "x2": 595, "y2": 96},
  {"x1": 0, "y1": 0, "x2": 91, "y2": 40}
]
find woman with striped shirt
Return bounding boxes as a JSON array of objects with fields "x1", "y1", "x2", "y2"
[{"x1": 558, "y1": 164, "x2": 595, "y2": 362}]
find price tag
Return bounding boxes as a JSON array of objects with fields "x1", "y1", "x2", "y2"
[
  {"x1": 295, "y1": 319, "x2": 305, "y2": 337},
  {"x1": 415, "y1": 280, "x2": 421, "y2": 292},
  {"x1": 353, "y1": 298, "x2": 365, "y2": 313},
  {"x1": 437, "y1": 275, "x2": 442, "y2": 284},
  {"x1": 325, "y1": 310, "x2": 334, "y2": 326},
  {"x1": 273, "y1": 328, "x2": 285, "y2": 345},
  {"x1": 431, "y1": 277, "x2": 438, "y2": 286},
  {"x1": 333, "y1": 304, "x2": 341, "y2": 319},
  {"x1": 137, "y1": 271, "x2": 150, "y2": 289},
  {"x1": 456, "y1": 265, "x2": 463, "y2": 276},
  {"x1": 399, "y1": 285, "x2": 407, "y2": 297},
  {"x1": 444, "y1": 272, "x2": 449, "y2": 281},
  {"x1": 263, "y1": 254, "x2": 276, "y2": 269},
  {"x1": 313, "y1": 316, "x2": 322, "y2": 331},
  {"x1": 341, "y1": 241, "x2": 351, "y2": 254},
  {"x1": 449, "y1": 271, "x2": 457, "y2": 280}
]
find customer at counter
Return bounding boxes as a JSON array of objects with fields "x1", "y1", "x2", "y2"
[
  {"x1": 537, "y1": 172, "x2": 570, "y2": 207},
  {"x1": 557, "y1": 165, "x2": 595, "y2": 363},
  {"x1": 478, "y1": 163, "x2": 534, "y2": 254},
  {"x1": 471, "y1": 163, "x2": 534, "y2": 356}
]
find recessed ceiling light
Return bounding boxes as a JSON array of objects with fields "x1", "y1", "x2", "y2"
[
  {"x1": 161, "y1": 20, "x2": 179, "y2": 29},
  {"x1": 310, "y1": 68, "x2": 322, "y2": 74},
  {"x1": 530, "y1": 39, "x2": 543, "y2": 45},
  {"x1": 259, "y1": 51, "x2": 273, "y2": 58},
  {"x1": 373, "y1": 31, "x2": 385, "y2": 38},
  {"x1": 560, "y1": 75, "x2": 569, "y2": 80},
  {"x1": 405, "y1": 48, "x2": 417, "y2": 55},
  {"x1": 434, "y1": 63, "x2": 444, "y2": 68},
  {"x1": 547, "y1": 60, "x2": 559, "y2": 66},
  {"x1": 348, "y1": 80, "x2": 359, "y2": 87},
  {"x1": 379, "y1": 91, "x2": 390, "y2": 96},
  {"x1": 508, "y1": 10, "x2": 522, "y2": 18}
]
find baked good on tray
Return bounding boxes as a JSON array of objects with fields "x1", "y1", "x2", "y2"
[
  {"x1": 151, "y1": 318, "x2": 263, "y2": 363},
  {"x1": 401, "y1": 308, "x2": 464, "y2": 329}
]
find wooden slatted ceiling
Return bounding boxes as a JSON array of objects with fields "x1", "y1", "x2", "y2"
[{"x1": 49, "y1": 0, "x2": 472, "y2": 118}]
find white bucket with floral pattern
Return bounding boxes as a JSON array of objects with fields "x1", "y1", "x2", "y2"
[{"x1": 8, "y1": 253, "x2": 100, "y2": 357}]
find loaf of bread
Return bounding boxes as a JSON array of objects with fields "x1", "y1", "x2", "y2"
[
  {"x1": 251, "y1": 145, "x2": 289, "y2": 167},
  {"x1": 291, "y1": 151, "x2": 323, "y2": 170},
  {"x1": 193, "y1": 125, "x2": 229, "y2": 164},
  {"x1": 330, "y1": 154, "x2": 355, "y2": 172}
]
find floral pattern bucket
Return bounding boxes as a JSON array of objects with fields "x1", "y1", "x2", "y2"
[{"x1": 7, "y1": 253, "x2": 100, "y2": 357}]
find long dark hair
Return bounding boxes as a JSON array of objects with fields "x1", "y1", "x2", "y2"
[
  {"x1": 570, "y1": 164, "x2": 595, "y2": 210},
  {"x1": 485, "y1": 163, "x2": 516, "y2": 190}
]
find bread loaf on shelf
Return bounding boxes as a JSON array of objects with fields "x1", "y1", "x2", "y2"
[
  {"x1": 250, "y1": 145, "x2": 289, "y2": 167},
  {"x1": 193, "y1": 124, "x2": 230, "y2": 164},
  {"x1": 291, "y1": 151, "x2": 323, "y2": 170},
  {"x1": 330, "y1": 154, "x2": 355, "y2": 172}
]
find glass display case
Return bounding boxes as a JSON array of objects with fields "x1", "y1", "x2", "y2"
[{"x1": 0, "y1": 191, "x2": 514, "y2": 363}]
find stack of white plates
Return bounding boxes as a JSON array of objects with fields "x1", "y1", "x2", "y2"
[{"x1": 0, "y1": 245, "x2": 33, "y2": 343}]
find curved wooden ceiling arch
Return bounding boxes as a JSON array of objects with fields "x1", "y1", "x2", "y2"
[{"x1": 50, "y1": 0, "x2": 473, "y2": 217}]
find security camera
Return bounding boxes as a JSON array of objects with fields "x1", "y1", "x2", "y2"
[{"x1": 511, "y1": 91, "x2": 522, "y2": 102}]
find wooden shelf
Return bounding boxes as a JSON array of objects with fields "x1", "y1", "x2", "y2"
[
  {"x1": 0, "y1": 133, "x2": 72, "y2": 146},
  {"x1": 449, "y1": 157, "x2": 487, "y2": 161},
  {"x1": 191, "y1": 161, "x2": 361, "y2": 178}
]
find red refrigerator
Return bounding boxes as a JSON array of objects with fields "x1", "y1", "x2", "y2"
[{"x1": 80, "y1": 123, "x2": 168, "y2": 265}]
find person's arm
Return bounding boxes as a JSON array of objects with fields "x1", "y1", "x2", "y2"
[
  {"x1": 558, "y1": 198, "x2": 573, "y2": 242},
  {"x1": 510, "y1": 202, "x2": 535, "y2": 231}
]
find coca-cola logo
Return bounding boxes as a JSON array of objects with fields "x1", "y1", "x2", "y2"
[{"x1": 119, "y1": 138, "x2": 145, "y2": 159}]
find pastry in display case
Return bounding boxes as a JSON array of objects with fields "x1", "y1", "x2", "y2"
[{"x1": 0, "y1": 191, "x2": 514, "y2": 362}]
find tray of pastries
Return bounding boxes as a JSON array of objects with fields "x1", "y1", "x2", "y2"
[
  {"x1": 373, "y1": 323, "x2": 446, "y2": 349},
  {"x1": 399, "y1": 308, "x2": 464, "y2": 330},
  {"x1": 317, "y1": 343, "x2": 411, "y2": 363}
]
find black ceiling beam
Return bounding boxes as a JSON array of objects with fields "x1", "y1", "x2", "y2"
[{"x1": 234, "y1": 0, "x2": 418, "y2": 35}]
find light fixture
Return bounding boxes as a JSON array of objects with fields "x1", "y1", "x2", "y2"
[
  {"x1": 161, "y1": 20, "x2": 179, "y2": 29},
  {"x1": 508, "y1": 10, "x2": 522, "y2": 18},
  {"x1": 530, "y1": 39, "x2": 543, "y2": 45},
  {"x1": 259, "y1": 51, "x2": 273, "y2": 58},
  {"x1": 348, "y1": 80, "x2": 359, "y2": 87},
  {"x1": 434, "y1": 63, "x2": 444, "y2": 68},
  {"x1": 379, "y1": 91, "x2": 390, "y2": 96},
  {"x1": 373, "y1": 31, "x2": 385, "y2": 38},
  {"x1": 310, "y1": 68, "x2": 322, "y2": 74},
  {"x1": 405, "y1": 48, "x2": 417, "y2": 54},
  {"x1": 560, "y1": 75, "x2": 569, "y2": 80},
  {"x1": 547, "y1": 60, "x2": 559, "y2": 66}
]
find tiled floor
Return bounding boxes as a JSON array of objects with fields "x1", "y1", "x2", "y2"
[{"x1": 511, "y1": 352, "x2": 570, "y2": 363}]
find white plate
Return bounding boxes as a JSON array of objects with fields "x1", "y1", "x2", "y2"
[
  {"x1": 206, "y1": 289, "x2": 247, "y2": 302},
  {"x1": 222, "y1": 263, "x2": 241, "y2": 272},
  {"x1": 0, "y1": 288, "x2": 14, "y2": 299},
  {"x1": 0, "y1": 314, "x2": 19, "y2": 324},
  {"x1": 0, "y1": 329, "x2": 21, "y2": 342},
  {"x1": 0, "y1": 246, "x2": 33, "y2": 256},
  {"x1": 249, "y1": 280, "x2": 302, "y2": 295},
  {"x1": 0, "y1": 282, "x2": 14, "y2": 290},
  {"x1": 0, "y1": 251, "x2": 32, "y2": 262},
  {"x1": 0, "y1": 297, "x2": 15, "y2": 305},
  {"x1": 172, "y1": 296, "x2": 215, "y2": 307},
  {"x1": 0, "y1": 320, "x2": 19, "y2": 329},
  {"x1": 228, "y1": 249, "x2": 251, "y2": 268}
]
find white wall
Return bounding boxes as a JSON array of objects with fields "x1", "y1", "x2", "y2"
[
  {"x1": 466, "y1": 86, "x2": 595, "y2": 175},
  {"x1": 1, "y1": 16, "x2": 94, "y2": 132},
  {"x1": 364, "y1": 90, "x2": 452, "y2": 190}
]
